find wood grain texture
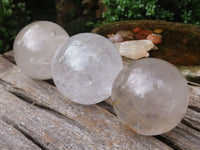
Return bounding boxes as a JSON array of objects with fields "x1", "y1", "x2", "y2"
[
  {"x1": 0, "y1": 119, "x2": 42, "y2": 150},
  {"x1": 183, "y1": 108, "x2": 200, "y2": 131},
  {"x1": 0, "y1": 87, "x2": 110, "y2": 150},
  {"x1": 0, "y1": 54, "x2": 172, "y2": 150},
  {"x1": 160, "y1": 123, "x2": 200, "y2": 150},
  {"x1": 189, "y1": 85, "x2": 200, "y2": 109}
]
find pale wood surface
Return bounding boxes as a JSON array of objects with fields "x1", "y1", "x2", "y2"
[
  {"x1": 0, "y1": 51, "x2": 200, "y2": 150},
  {"x1": 0, "y1": 119, "x2": 42, "y2": 150}
]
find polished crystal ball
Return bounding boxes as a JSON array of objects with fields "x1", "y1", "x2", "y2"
[
  {"x1": 112, "y1": 58, "x2": 190, "y2": 135},
  {"x1": 52, "y1": 33, "x2": 123, "y2": 105},
  {"x1": 13, "y1": 21, "x2": 69, "y2": 80}
]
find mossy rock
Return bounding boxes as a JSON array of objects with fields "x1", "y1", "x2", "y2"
[{"x1": 92, "y1": 20, "x2": 200, "y2": 83}]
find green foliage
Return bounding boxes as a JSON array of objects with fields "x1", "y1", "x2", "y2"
[
  {"x1": 176, "y1": 0, "x2": 200, "y2": 24},
  {"x1": 0, "y1": 0, "x2": 31, "y2": 53},
  {"x1": 102, "y1": 0, "x2": 200, "y2": 25}
]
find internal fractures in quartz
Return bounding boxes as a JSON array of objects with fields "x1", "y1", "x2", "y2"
[
  {"x1": 111, "y1": 58, "x2": 190, "y2": 135},
  {"x1": 13, "y1": 21, "x2": 69, "y2": 80},
  {"x1": 52, "y1": 33, "x2": 123, "y2": 105}
]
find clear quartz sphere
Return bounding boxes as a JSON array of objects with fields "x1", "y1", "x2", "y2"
[
  {"x1": 13, "y1": 21, "x2": 69, "y2": 80},
  {"x1": 52, "y1": 33, "x2": 123, "y2": 105},
  {"x1": 112, "y1": 58, "x2": 190, "y2": 135}
]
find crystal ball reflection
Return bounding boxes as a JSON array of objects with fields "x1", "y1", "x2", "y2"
[
  {"x1": 52, "y1": 33, "x2": 123, "y2": 105},
  {"x1": 112, "y1": 58, "x2": 190, "y2": 135},
  {"x1": 14, "y1": 21, "x2": 69, "y2": 80}
]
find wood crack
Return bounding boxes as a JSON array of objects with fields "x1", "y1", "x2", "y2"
[
  {"x1": 188, "y1": 106, "x2": 200, "y2": 113},
  {"x1": 1, "y1": 116, "x2": 47, "y2": 150},
  {"x1": 97, "y1": 101, "x2": 116, "y2": 115},
  {"x1": 0, "y1": 79, "x2": 64, "y2": 119},
  {"x1": 7, "y1": 88, "x2": 88, "y2": 132},
  {"x1": 2, "y1": 52, "x2": 16, "y2": 64},
  {"x1": 0, "y1": 78, "x2": 89, "y2": 135},
  {"x1": 181, "y1": 119, "x2": 200, "y2": 132},
  {"x1": 155, "y1": 135, "x2": 182, "y2": 150},
  {"x1": 44, "y1": 79, "x2": 55, "y2": 86}
]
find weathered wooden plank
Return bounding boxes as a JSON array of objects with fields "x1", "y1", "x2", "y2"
[
  {"x1": 183, "y1": 108, "x2": 200, "y2": 131},
  {"x1": 161, "y1": 123, "x2": 200, "y2": 150},
  {"x1": 0, "y1": 55, "x2": 172, "y2": 150},
  {"x1": 0, "y1": 88, "x2": 107, "y2": 150},
  {"x1": 189, "y1": 85, "x2": 200, "y2": 109},
  {"x1": 3, "y1": 50, "x2": 15, "y2": 64},
  {"x1": 0, "y1": 119, "x2": 42, "y2": 150}
]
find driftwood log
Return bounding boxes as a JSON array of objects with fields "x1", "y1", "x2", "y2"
[{"x1": 0, "y1": 51, "x2": 200, "y2": 150}]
